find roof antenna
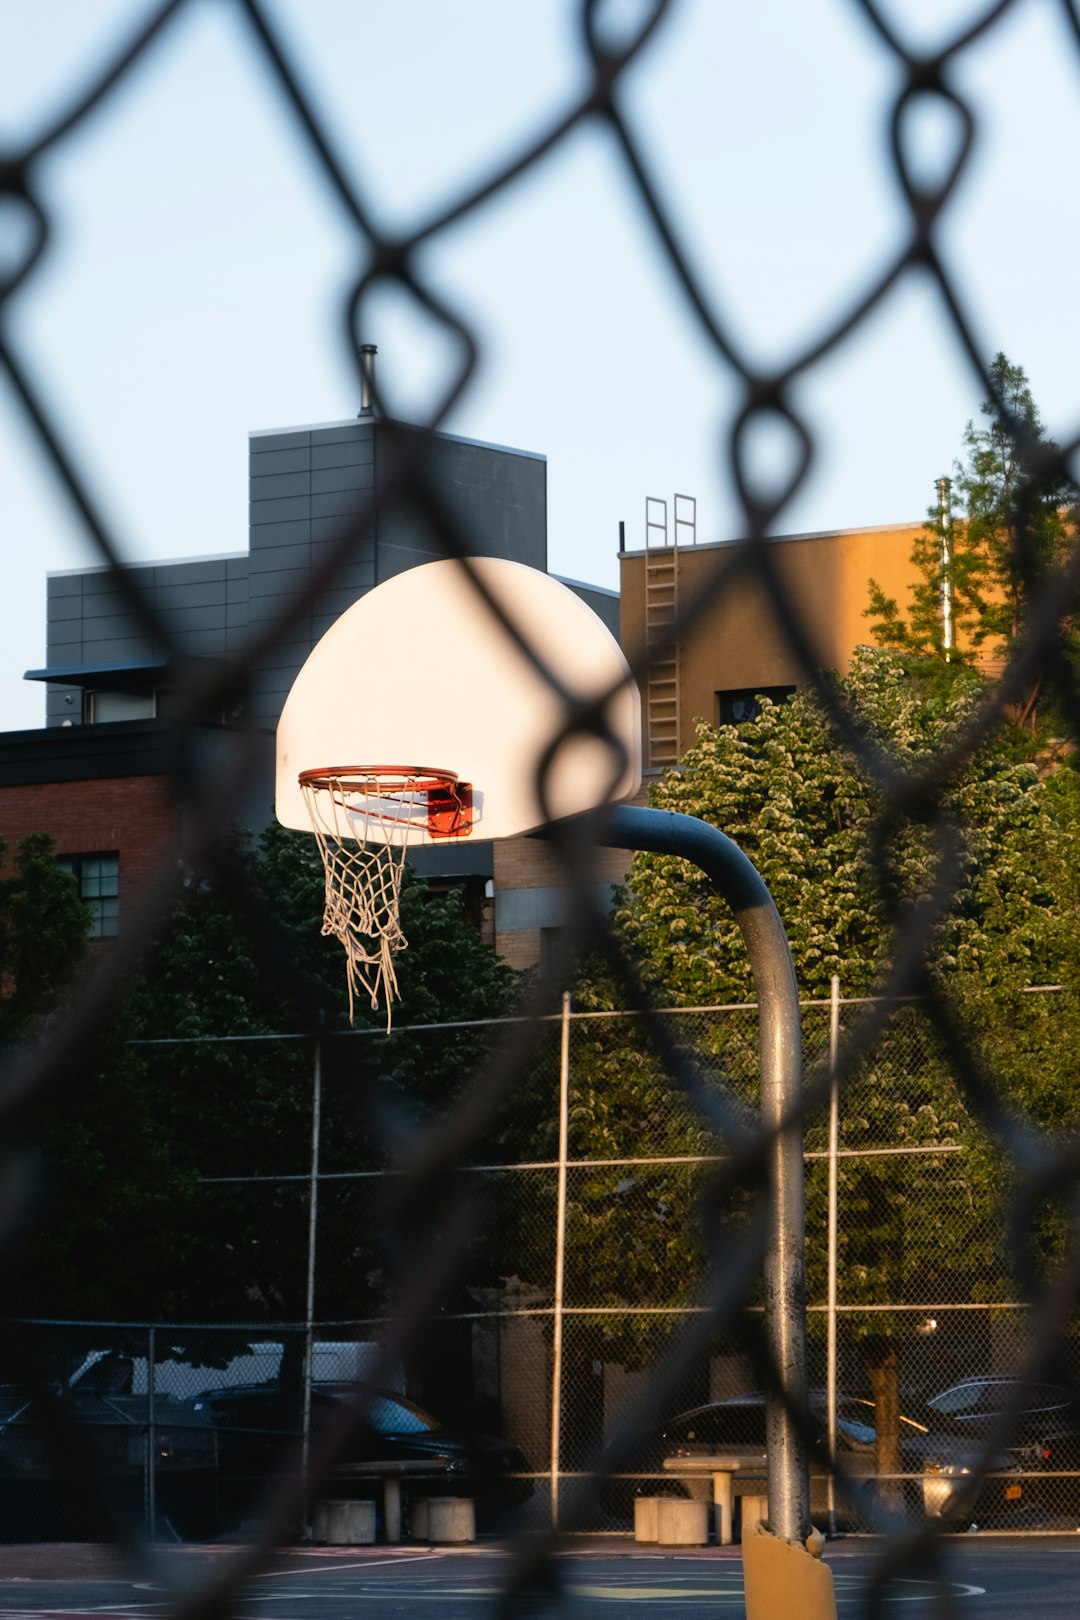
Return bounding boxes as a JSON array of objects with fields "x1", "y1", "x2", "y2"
[{"x1": 358, "y1": 344, "x2": 378, "y2": 418}]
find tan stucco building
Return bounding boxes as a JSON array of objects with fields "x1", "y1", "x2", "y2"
[
  {"x1": 619, "y1": 520, "x2": 926, "y2": 769},
  {"x1": 493, "y1": 517, "x2": 932, "y2": 969}
]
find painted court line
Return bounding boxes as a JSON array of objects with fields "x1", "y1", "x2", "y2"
[
  {"x1": 0, "y1": 1556, "x2": 450, "y2": 1620},
  {"x1": 251, "y1": 1555, "x2": 446, "y2": 1580}
]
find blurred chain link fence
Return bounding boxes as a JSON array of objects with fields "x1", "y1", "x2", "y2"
[
  {"x1": 6, "y1": 0, "x2": 1080, "y2": 1610},
  {"x1": 6, "y1": 994, "x2": 1077, "y2": 1544}
]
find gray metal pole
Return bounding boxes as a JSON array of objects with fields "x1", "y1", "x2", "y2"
[
  {"x1": 301, "y1": 1031, "x2": 323, "y2": 1506},
  {"x1": 579, "y1": 803, "x2": 810, "y2": 1543},
  {"x1": 826, "y1": 975, "x2": 841, "y2": 1538},
  {"x1": 146, "y1": 1323, "x2": 156, "y2": 1540},
  {"x1": 549, "y1": 990, "x2": 572, "y2": 1528}
]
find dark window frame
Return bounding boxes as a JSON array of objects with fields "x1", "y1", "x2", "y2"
[
  {"x1": 716, "y1": 686, "x2": 796, "y2": 727},
  {"x1": 58, "y1": 851, "x2": 120, "y2": 939}
]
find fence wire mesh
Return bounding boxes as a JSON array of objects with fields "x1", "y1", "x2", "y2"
[
  {"x1": 6, "y1": 999, "x2": 1080, "y2": 1560},
  {"x1": 6, "y1": 0, "x2": 1080, "y2": 1612}
]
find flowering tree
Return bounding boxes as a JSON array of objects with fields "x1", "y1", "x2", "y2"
[{"x1": 601, "y1": 648, "x2": 1080, "y2": 1489}]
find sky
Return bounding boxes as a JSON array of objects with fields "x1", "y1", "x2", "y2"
[{"x1": 3, "y1": 0, "x2": 1080, "y2": 730}]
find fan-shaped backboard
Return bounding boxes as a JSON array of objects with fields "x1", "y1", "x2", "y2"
[{"x1": 275, "y1": 558, "x2": 641, "y2": 843}]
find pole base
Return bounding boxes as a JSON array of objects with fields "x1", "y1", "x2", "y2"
[{"x1": 742, "y1": 1520, "x2": 837, "y2": 1620}]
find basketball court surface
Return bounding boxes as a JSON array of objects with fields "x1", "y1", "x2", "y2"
[{"x1": 1, "y1": 1542, "x2": 1079, "y2": 1619}]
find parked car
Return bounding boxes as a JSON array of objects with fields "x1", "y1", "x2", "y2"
[
  {"x1": 0, "y1": 1358, "x2": 218, "y2": 1542},
  {"x1": 185, "y1": 1381, "x2": 532, "y2": 1532},
  {"x1": 922, "y1": 1377, "x2": 1080, "y2": 1521},
  {"x1": 601, "y1": 1392, "x2": 898, "y2": 1525},
  {"x1": 600, "y1": 1390, "x2": 1006, "y2": 1529}
]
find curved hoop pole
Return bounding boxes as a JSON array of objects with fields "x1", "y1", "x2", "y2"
[{"x1": 543, "y1": 803, "x2": 810, "y2": 1543}]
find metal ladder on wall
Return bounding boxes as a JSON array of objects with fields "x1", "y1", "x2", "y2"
[{"x1": 644, "y1": 494, "x2": 696, "y2": 768}]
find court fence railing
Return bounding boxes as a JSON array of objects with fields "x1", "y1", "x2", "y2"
[{"x1": 10, "y1": 983, "x2": 1078, "y2": 1541}]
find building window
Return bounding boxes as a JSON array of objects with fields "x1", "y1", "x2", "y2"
[
  {"x1": 716, "y1": 686, "x2": 796, "y2": 727},
  {"x1": 85, "y1": 689, "x2": 155, "y2": 724},
  {"x1": 58, "y1": 853, "x2": 120, "y2": 939},
  {"x1": 540, "y1": 926, "x2": 569, "y2": 979}
]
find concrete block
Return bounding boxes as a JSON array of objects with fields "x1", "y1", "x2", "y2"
[
  {"x1": 634, "y1": 1497, "x2": 659, "y2": 1543},
  {"x1": 426, "y1": 1496, "x2": 475, "y2": 1543},
  {"x1": 656, "y1": 1497, "x2": 708, "y2": 1546},
  {"x1": 412, "y1": 1497, "x2": 430, "y2": 1540},
  {"x1": 313, "y1": 1499, "x2": 376, "y2": 1545},
  {"x1": 741, "y1": 1494, "x2": 768, "y2": 1542}
]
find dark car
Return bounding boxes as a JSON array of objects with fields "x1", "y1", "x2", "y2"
[
  {"x1": 0, "y1": 1356, "x2": 218, "y2": 1542},
  {"x1": 186, "y1": 1381, "x2": 531, "y2": 1532},
  {"x1": 601, "y1": 1391, "x2": 976, "y2": 1529},
  {"x1": 601, "y1": 1393, "x2": 878, "y2": 1525},
  {"x1": 922, "y1": 1377, "x2": 1080, "y2": 1520}
]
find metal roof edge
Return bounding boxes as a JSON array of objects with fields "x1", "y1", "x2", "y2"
[
  {"x1": 619, "y1": 519, "x2": 924, "y2": 558},
  {"x1": 249, "y1": 419, "x2": 545, "y2": 462}
]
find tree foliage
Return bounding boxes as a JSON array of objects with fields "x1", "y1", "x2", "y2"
[
  {"x1": 0, "y1": 832, "x2": 89, "y2": 1044},
  {"x1": 615, "y1": 649, "x2": 1080, "y2": 1009},
  {"x1": 574, "y1": 649, "x2": 1080, "y2": 1440},
  {"x1": 867, "y1": 354, "x2": 1078, "y2": 719},
  {"x1": 8, "y1": 826, "x2": 520, "y2": 1323}
]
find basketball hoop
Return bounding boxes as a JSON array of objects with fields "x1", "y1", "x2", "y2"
[{"x1": 298, "y1": 766, "x2": 472, "y2": 1027}]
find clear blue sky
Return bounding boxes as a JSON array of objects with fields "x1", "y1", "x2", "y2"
[{"x1": 3, "y1": 0, "x2": 1080, "y2": 728}]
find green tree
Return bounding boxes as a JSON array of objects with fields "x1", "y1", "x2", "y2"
[
  {"x1": 0, "y1": 832, "x2": 90, "y2": 1043},
  {"x1": 10, "y1": 825, "x2": 521, "y2": 1323},
  {"x1": 585, "y1": 650, "x2": 1080, "y2": 1486},
  {"x1": 868, "y1": 354, "x2": 1077, "y2": 720}
]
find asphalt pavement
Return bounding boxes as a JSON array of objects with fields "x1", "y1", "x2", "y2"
[{"x1": 1, "y1": 1538, "x2": 1080, "y2": 1617}]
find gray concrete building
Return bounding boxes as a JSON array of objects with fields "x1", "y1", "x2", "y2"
[{"x1": 35, "y1": 412, "x2": 615, "y2": 732}]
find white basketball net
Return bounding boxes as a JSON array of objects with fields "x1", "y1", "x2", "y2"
[{"x1": 300, "y1": 771, "x2": 430, "y2": 1028}]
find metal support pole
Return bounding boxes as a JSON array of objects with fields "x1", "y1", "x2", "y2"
[
  {"x1": 146, "y1": 1323, "x2": 156, "y2": 1540},
  {"x1": 826, "y1": 975, "x2": 841, "y2": 1537},
  {"x1": 937, "y1": 475, "x2": 954, "y2": 658},
  {"x1": 301, "y1": 1029, "x2": 323, "y2": 1508},
  {"x1": 549, "y1": 990, "x2": 572, "y2": 1528},
  {"x1": 575, "y1": 804, "x2": 810, "y2": 1543}
]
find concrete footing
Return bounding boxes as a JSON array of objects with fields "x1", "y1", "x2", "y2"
[
  {"x1": 633, "y1": 1497, "x2": 659, "y2": 1543},
  {"x1": 424, "y1": 1496, "x2": 476, "y2": 1543},
  {"x1": 741, "y1": 1493, "x2": 768, "y2": 1542},
  {"x1": 742, "y1": 1520, "x2": 837, "y2": 1620},
  {"x1": 656, "y1": 1497, "x2": 709, "y2": 1546},
  {"x1": 312, "y1": 1499, "x2": 376, "y2": 1546}
]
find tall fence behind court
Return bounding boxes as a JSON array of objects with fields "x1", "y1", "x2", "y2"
[{"x1": 7, "y1": 988, "x2": 1076, "y2": 1541}]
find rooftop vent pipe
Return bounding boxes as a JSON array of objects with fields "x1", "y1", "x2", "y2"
[{"x1": 358, "y1": 344, "x2": 378, "y2": 417}]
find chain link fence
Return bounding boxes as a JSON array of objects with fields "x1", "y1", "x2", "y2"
[
  {"x1": 6, "y1": 1, "x2": 1080, "y2": 1609},
  {"x1": 5, "y1": 993, "x2": 1077, "y2": 1543}
]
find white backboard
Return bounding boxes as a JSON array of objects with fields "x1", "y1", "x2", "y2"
[{"x1": 276, "y1": 557, "x2": 641, "y2": 842}]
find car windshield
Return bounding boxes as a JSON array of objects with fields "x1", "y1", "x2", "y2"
[
  {"x1": 318, "y1": 1389, "x2": 438, "y2": 1436},
  {"x1": 364, "y1": 1396, "x2": 433, "y2": 1435},
  {"x1": 665, "y1": 1407, "x2": 766, "y2": 1448},
  {"x1": 836, "y1": 1397, "x2": 928, "y2": 1436},
  {"x1": 929, "y1": 1381, "x2": 1068, "y2": 1417},
  {"x1": 928, "y1": 1384, "x2": 987, "y2": 1415}
]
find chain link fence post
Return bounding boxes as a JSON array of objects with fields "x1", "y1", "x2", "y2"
[
  {"x1": 300, "y1": 1027, "x2": 323, "y2": 1520},
  {"x1": 146, "y1": 1322, "x2": 156, "y2": 1540},
  {"x1": 825, "y1": 975, "x2": 840, "y2": 1538},
  {"x1": 549, "y1": 991, "x2": 571, "y2": 1529}
]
